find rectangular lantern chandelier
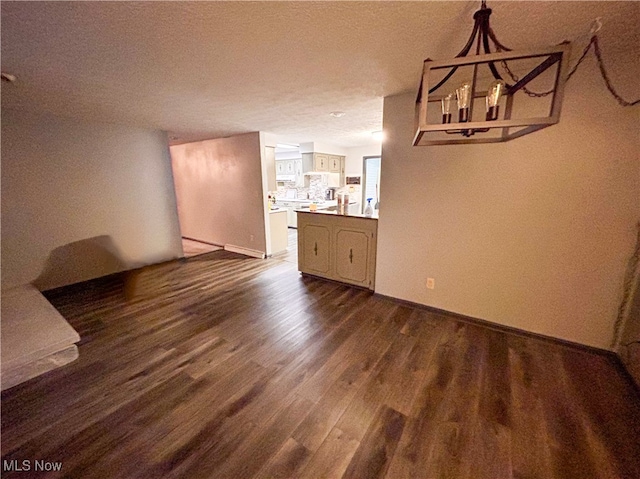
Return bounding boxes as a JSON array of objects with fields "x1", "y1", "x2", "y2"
[{"x1": 413, "y1": 1, "x2": 571, "y2": 146}]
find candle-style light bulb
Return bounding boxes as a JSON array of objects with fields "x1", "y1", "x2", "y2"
[
  {"x1": 486, "y1": 80, "x2": 506, "y2": 120},
  {"x1": 441, "y1": 93, "x2": 454, "y2": 124},
  {"x1": 456, "y1": 82, "x2": 472, "y2": 122}
]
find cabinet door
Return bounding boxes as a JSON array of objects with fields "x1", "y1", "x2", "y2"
[
  {"x1": 314, "y1": 153, "x2": 329, "y2": 172},
  {"x1": 299, "y1": 223, "x2": 331, "y2": 275},
  {"x1": 294, "y1": 159, "x2": 303, "y2": 186},
  {"x1": 285, "y1": 160, "x2": 295, "y2": 174},
  {"x1": 334, "y1": 227, "x2": 371, "y2": 286},
  {"x1": 329, "y1": 155, "x2": 342, "y2": 173}
]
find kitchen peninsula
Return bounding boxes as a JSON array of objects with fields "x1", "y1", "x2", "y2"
[{"x1": 297, "y1": 210, "x2": 377, "y2": 290}]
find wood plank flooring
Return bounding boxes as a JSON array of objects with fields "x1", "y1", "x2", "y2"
[{"x1": 2, "y1": 249, "x2": 640, "y2": 478}]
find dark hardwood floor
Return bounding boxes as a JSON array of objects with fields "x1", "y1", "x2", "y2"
[{"x1": 2, "y1": 249, "x2": 640, "y2": 478}]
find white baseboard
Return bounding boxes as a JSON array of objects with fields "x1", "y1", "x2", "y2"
[{"x1": 224, "y1": 244, "x2": 265, "y2": 259}]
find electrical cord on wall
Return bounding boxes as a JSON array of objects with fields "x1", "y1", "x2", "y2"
[{"x1": 493, "y1": 18, "x2": 639, "y2": 106}]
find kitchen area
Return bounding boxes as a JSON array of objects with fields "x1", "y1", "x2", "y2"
[
  {"x1": 266, "y1": 142, "x2": 380, "y2": 290},
  {"x1": 269, "y1": 144, "x2": 361, "y2": 228},
  {"x1": 170, "y1": 132, "x2": 380, "y2": 263}
]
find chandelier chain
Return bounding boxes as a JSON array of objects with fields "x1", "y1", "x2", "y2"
[
  {"x1": 497, "y1": 38, "x2": 590, "y2": 98},
  {"x1": 495, "y1": 32, "x2": 638, "y2": 106},
  {"x1": 498, "y1": 59, "x2": 553, "y2": 97}
]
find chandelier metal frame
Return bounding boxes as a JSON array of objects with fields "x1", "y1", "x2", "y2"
[{"x1": 413, "y1": 1, "x2": 571, "y2": 146}]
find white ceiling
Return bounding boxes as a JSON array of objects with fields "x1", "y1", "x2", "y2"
[{"x1": 1, "y1": 1, "x2": 638, "y2": 148}]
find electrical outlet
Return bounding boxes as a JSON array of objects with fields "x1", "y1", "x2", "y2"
[
  {"x1": 426, "y1": 278, "x2": 435, "y2": 290},
  {"x1": 250, "y1": 234, "x2": 254, "y2": 242}
]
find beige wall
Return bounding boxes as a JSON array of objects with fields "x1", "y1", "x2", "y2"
[
  {"x1": 170, "y1": 132, "x2": 268, "y2": 255},
  {"x1": 344, "y1": 144, "x2": 382, "y2": 177},
  {"x1": 1, "y1": 110, "x2": 183, "y2": 290},
  {"x1": 376, "y1": 64, "x2": 639, "y2": 349}
]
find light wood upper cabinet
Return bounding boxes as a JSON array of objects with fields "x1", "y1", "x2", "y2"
[
  {"x1": 314, "y1": 153, "x2": 329, "y2": 172},
  {"x1": 276, "y1": 159, "x2": 299, "y2": 181},
  {"x1": 298, "y1": 152, "x2": 346, "y2": 185},
  {"x1": 328, "y1": 155, "x2": 342, "y2": 173},
  {"x1": 297, "y1": 212, "x2": 377, "y2": 290},
  {"x1": 294, "y1": 159, "x2": 303, "y2": 186},
  {"x1": 285, "y1": 160, "x2": 295, "y2": 174}
]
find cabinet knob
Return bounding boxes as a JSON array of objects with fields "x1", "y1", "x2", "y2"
[
  {"x1": 349, "y1": 248, "x2": 353, "y2": 263},
  {"x1": 314, "y1": 242, "x2": 318, "y2": 256}
]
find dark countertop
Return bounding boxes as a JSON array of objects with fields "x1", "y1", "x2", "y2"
[{"x1": 296, "y1": 209, "x2": 378, "y2": 220}]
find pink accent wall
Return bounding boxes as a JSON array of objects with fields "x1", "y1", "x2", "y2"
[{"x1": 170, "y1": 133, "x2": 268, "y2": 254}]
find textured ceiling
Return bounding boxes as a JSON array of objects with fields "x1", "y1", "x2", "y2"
[{"x1": 1, "y1": 1, "x2": 638, "y2": 147}]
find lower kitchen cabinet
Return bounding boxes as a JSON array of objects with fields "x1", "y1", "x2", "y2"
[
  {"x1": 297, "y1": 211, "x2": 377, "y2": 290},
  {"x1": 334, "y1": 227, "x2": 370, "y2": 284},
  {"x1": 299, "y1": 223, "x2": 331, "y2": 275}
]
